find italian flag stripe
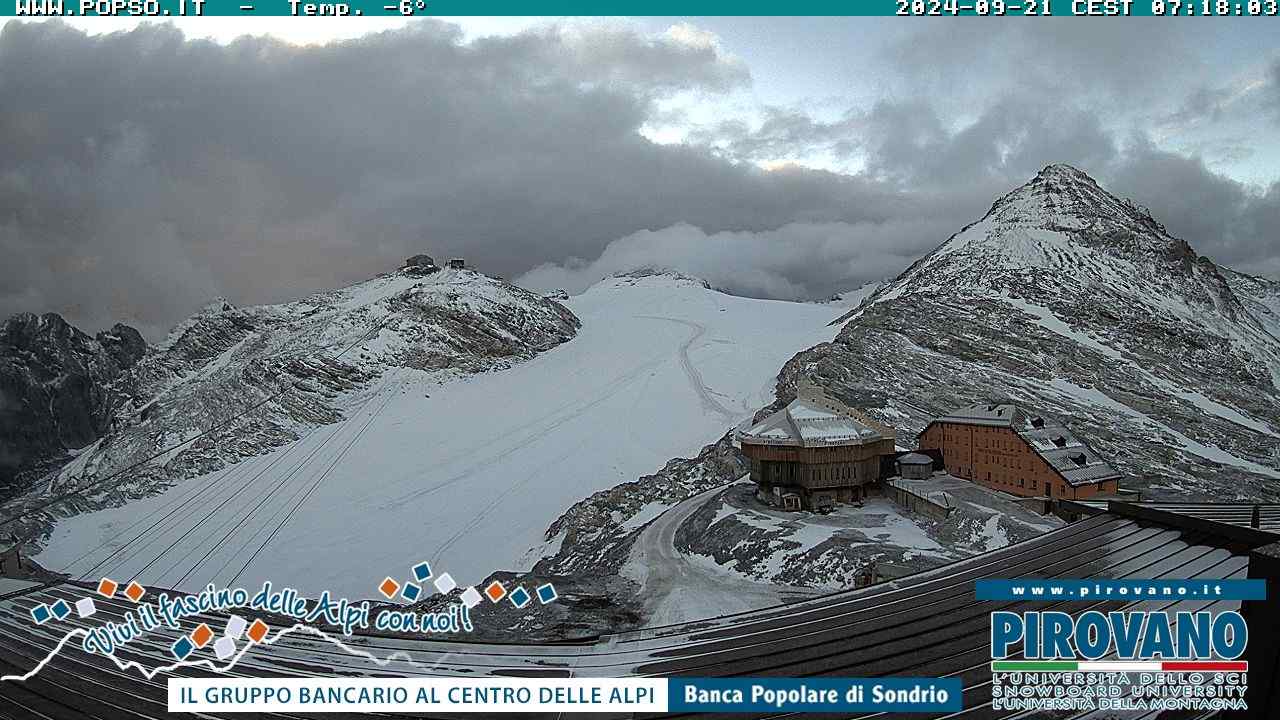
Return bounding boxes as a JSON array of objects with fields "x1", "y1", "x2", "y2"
[{"x1": 991, "y1": 660, "x2": 1247, "y2": 672}]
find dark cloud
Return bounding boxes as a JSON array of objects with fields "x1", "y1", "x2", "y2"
[
  {"x1": 1164, "y1": 85, "x2": 1235, "y2": 127},
  {"x1": 688, "y1": 96, "x2": 1118, "y2": 192},
  {"x1": 688, "y1": 106, "x2": 861, "y2": 165},
  {"x1": 0, "y1": 20, "x2": 779, "y2": 337},
  {"x1": 2, "y1": 20, "x2": 1277, "y2": 339},
  {"x1": 860, "y1": 98, "x2": 1119, "y2": 190},
  {"x1": 881, "y1": 21, "x2": 1205, "y2": 108},
  {"x1": 1105, "y1": 138, "x2": 1280, "y2": 277},
  {"x1": 528, "y1": 94, "x2": 1280, "y2": 295}
]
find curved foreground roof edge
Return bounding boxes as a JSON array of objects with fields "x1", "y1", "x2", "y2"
[{"x1": 2, "y1": 502, "x2": 1278, "y2": 718}]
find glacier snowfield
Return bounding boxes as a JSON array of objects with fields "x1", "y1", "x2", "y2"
[{"x1": 36, "y1": 275, "x2": 843, "y2": 598}]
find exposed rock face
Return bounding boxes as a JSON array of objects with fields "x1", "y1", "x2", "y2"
[
  {"x1": 815, "y1": 164, "x2": 1280, "y2": 501},
  {"x1": 0, "y1": 313, "x2": 146, "y2": 499},
  {"x1": 2, "y1": 267, "x2": 580, "y2": 546}
]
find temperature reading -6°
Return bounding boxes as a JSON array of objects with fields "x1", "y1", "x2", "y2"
[{"x1": 396, "y1": 0, "x2": 427, "y2": 13}]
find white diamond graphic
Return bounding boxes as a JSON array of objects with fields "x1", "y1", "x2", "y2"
[
  {"x1": 434, "y1": 573, "x2": 457, "y2": 594},
  {"x1": 224, "y1": 615, "x2": 247, "y2": 640},
  {"x1": 214, "y1": 636, "x2": 236, "y2": 660},
  {"x1": 75, "y1": 598, "x2": 96, "y2": 619}
]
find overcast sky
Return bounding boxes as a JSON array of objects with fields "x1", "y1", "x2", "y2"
[{"x1": 3, "y1": 18, "x2": 1278, "y2": 338}]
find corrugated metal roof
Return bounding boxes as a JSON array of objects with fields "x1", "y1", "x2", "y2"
[{"x1": 1071, "y1": 501, "x2": 1280, "y2": 534}]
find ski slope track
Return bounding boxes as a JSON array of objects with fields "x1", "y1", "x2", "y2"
[{"x1": 24, "y1": 271, "x2": 841, "y2": 598}]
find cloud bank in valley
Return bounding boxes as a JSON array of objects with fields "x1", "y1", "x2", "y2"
[{"x1": 517, "y1": 220, "x2": 954, "y2": 298}]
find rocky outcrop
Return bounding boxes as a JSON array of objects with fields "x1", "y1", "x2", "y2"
[{"x1": 0, "y1": 313, "x2": 146, "y2": 500}]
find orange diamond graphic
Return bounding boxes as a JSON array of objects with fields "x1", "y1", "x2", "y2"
[
  {"x1": 484, "y1": 581, "x2": 507, "y2": 603},
  {"x1": 247, "y1": 619, "x2": 268, "y2": 644},
  {"x1": 191, "y1": 623, "x2": 214, "y2": 648},
  {"x1": 97, "y1": 578, "x2": 118, "y2": 599},
  {"x1": 124, "y1": 582, "x2": 145, "y2": 602},
  {"x1": 378, "y1": 577, "x2": 400, "y2": 600}
]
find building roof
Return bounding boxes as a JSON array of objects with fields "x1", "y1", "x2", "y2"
[
  {"x1": 1066, "y1": 500, "x2": 1280, "y2": 535},
  {"x1": 935, "y1": 402, "x2": 1021, "y2": 426},
  {"x1": 897, "y1": 452, "x2": 933, "y2": 466},
  {"x1": 737, "y1": 384, "x2": 894, "y2": 448},
  {"x1": 923, "y1": 402, "x2": 1122, "y2": 487}
]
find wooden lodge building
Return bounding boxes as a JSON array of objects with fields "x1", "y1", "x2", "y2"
[
  {"x1": 918, "y1": 403, "x2": 1122, "y2": 501},
  {"x1": 736, "y1": 383, "x2": 896, "y2": 511}
]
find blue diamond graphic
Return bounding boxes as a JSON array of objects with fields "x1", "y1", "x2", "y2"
[
  {"x1": 509, "y1": 586, "x2": 531, "y2": 609},
  {"x1": 171, "y1": 637, "x2": 194, "y2": 660},
  {"x1": 402, "y1": 582, "x2": 421, "y2": 601},
  {"x1": 412, "y1": 562, "x2": 432, "y2": 582},
  {"x1": 50, "y1": 600, "x2": 70, "y2": 620},
  {"x1": 536, "y1": 583, "x2": 558, "y2": 604},
  {"x1": 30, "y1": 604, "x2": 51, "y2": 625}
]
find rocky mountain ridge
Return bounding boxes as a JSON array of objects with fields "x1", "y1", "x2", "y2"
[
  {"x1": 817, "y1": 164, "x2": 1280, "y2": 499},
  {"x1": 1, "y1": 266, "x2": 580, "y2": 547},
  {"x1": 0, "y1": 313, "x2": 147, "y2": 500}
]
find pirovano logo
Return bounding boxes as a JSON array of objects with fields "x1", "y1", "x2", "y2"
[{"x1": 981, "y1": 579, "x2": 1259, "y2": 713}]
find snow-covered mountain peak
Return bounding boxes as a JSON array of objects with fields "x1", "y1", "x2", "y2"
[
  {"x1": 598, "y1": 267, "x2": 714, "y2": 291},
  {"x1": 986, "y1": 164, "x2": 1153, "y2": 231},
  {"x1": 809, "y1": 169, "x2": 1280, "y2": 503},
  {"x1": 858, "y1": 166, "x2": 1246, "y2": 331}
]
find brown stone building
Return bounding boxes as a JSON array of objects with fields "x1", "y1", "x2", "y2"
[
  {"x1": 736, "y1": 384, "x2": 896, "y2": 511},
  {"x1": 918, "y1": 403, "x2": 1122, "y2": 501}
]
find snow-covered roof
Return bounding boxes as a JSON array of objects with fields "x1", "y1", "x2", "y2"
[
  {"x1": 897, "y1": 452, "x2": 934, "y2": 466},
  {"x1": 924, "y1": 403, "x2": 1122, "y2": 487},
  {"x1": 936, "y1": 403, "x2": 1021, "y2": 427},
  {"x1": 737, "y1": 386, "x2": 894, "y2": 448}
]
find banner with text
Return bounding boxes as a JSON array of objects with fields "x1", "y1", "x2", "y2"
[{"x1": 169, "y1": 677, "x2": 964, "y2": 713}]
